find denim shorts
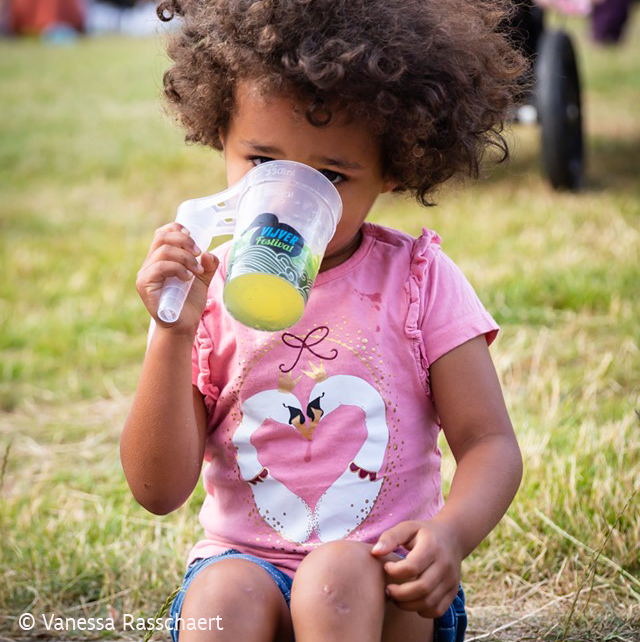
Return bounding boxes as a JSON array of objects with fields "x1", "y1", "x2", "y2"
[{"x1": 168, "y1": 548, "x2": 467, "y2": 642}]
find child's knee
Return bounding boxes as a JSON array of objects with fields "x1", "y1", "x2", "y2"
[
  {"x1": 291, "y1": 541, "x2": 386, "y2": 612},
  {"x1": 182, "y1": 558, "x2": 287, "y2": 623}
]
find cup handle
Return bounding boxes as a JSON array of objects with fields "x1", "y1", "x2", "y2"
[
  {"x1": 176, "y1": 180, "x2": 244, "y2": 243},
  {"x1": 157, "y1": 182, "x2": 243, "y2": 324},
  {"x1": 193, "y1": 181, "x2": 244, "y2": 238}
]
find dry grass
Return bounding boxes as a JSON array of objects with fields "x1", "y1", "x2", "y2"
[{"x1": 1, "y1": 10, "x2": 639, "y2": 642}]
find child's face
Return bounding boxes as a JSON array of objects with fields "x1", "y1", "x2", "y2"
[{"x1": 221, "y1": 80, "x2": 396, "y2": 270}]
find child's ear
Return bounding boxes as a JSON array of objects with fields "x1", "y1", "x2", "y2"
[{"x1": 380, "y1": 177, "x2": 398, "y2": 194}]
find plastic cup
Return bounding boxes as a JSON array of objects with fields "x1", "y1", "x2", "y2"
[
  {"x1": 223, "y1": 161, "x2": 342, "y2": 331},
  {"x1": 156, "y1": 160, "x2": 342, "y2": 331}
]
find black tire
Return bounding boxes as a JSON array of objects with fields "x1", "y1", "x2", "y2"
[{"x1": 535, "y1": 29, "x2": 585, "y2": 191}]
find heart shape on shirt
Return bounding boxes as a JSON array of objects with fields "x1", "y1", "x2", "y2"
[
  {"x1": 233, "y1": 374, "x2": 390, "y2": 543},
  {"x1": 251, "y1": 404, "x2": 367, "y2": 509}
]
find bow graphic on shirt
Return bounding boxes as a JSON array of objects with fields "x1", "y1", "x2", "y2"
[{"x1": 279, "y1": 326, "x2": 338, "y2": 373}]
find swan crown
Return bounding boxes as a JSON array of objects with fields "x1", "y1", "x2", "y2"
[
  {"x1": 278, "y1": 372, "x2": 302, "y2": 393},
  {"x1": 301, "y1": 361, "x2": 328, "y2": 383}
]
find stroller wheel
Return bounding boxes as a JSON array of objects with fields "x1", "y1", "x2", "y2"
[{"x1": 535, "y1": 29, "x2": 585, "y2": 191}]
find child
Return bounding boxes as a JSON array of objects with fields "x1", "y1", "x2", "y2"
[{"x1": 120, "y1": 1, "x2": 525, "y2": 641}]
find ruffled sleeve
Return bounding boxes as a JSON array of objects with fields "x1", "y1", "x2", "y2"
[
  {"x1": 405, "y1": 228, "x2": 499, "y2": 396},
  {"x1": 146, "y1": 314, "x2": 220, "y2": 418},
  {"x1": 191, "y1": 242, "x2": 233, "y2": 420},
  {"x1": 192, "y1": 314, "x2": 220, "y2": 419}
]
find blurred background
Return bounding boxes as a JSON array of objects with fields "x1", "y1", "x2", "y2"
[
  {"x1": 0, "y1": 2, "x2": 638, "y2": 641},
  {"x1": 0, "y1": 0, "x2": 176, "y2": 38}
]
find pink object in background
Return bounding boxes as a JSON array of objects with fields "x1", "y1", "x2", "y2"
[
  {"x1": 9, "y1": 0, "x2": 85, "y2": 35},
  {"x1": 535, "y1": 0, "x2": 593, "y2": 16}
]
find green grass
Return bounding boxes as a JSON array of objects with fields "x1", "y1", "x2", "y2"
[{"x1": 1, "y1": 12, "x2": 639, "y2": 641}]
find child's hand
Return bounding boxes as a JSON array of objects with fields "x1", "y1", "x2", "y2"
[
  {"x1": 370, "y1": 519, "x2": 462, "y2": 619},
  {"x1": 136, "y1": 222, "x2": 219, "y2": 334}
]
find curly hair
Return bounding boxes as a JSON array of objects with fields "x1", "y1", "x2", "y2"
[{"x1": 157, "y1": 0, "x2": 526, "y2": 205}]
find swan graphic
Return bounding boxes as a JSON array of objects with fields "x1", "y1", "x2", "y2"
[
  {"x1": 307, "y1": 374, "x2": 388, "y2": 541},
  {"x1": 233, "y1": 389, "x2": 315, "y2": 543},
  {"x1": 233, "y1": 370, "x2": 389, "y2": 543}
]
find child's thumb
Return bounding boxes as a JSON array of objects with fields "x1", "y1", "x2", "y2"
[{"x1": 199, "y1": 251, "x2": 219, "y2": 287}]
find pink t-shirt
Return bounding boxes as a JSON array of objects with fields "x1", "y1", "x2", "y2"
[{"x1": 186, "y1": 221, "x2": 499, "y2": 578}]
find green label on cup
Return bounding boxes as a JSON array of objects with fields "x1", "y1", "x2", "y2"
[{"x1": 226, "y1": 213, "x2": 321, "y2": 302}]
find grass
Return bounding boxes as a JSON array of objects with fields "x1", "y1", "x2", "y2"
[{"x1": 1, "y1": 11, "x2": 639, "y2": 641}]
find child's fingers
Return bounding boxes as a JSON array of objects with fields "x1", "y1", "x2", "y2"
[
  {"x1": 385, "y1": 560, "x2": 442, "y2": 601},
  {"x1": 430, "y1": 587, "x2": 462, "y2": 619},
  {"x1": 375, "y1": 551, "x2": 403, "y2": 583},
  {"x1": 147, "y1": 225, "x2": 201, "y2": 259},
  {"x1": 149, "y1": 245, "x2": 204, "y2": 276},
  {"x1": 383, "y1": 547, "x2": 435, "y2": 582},
  {"x1": 153, "y1": 221, "x2": 191, "y2": 239},
  {"x1": 150, "y1": 232, "x2": 201, "y2": 259},
  {"x1": 389, "y1": 583, "x2": 453, "y2": 615},
  {"x1": 198, "y1": 251, "x2": 219, "y2": 282},
  {"x1": 371, "y1": 520, "x2": 420, "y2": 556},
  {"x1": 140, "y1": 260, "x2": 195, "y2": 284},
  {"x1": 386, "y1": 578, "x2": 426, "y2": 604}
]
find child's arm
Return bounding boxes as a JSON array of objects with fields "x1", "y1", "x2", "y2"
[
  {"x1": 120, "y1": 331, "x2": 208, "y2": 515},
  {"x1": 371, "y1": 334, "x2": 522, "y2": 617},
  {"x1": 120, "y1": 222, "x2": 219, "y2": 515},
  {"x1": 428, "y1": 334, "x2": 522, "y2": 557}
]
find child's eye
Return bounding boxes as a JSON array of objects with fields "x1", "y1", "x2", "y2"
[
  {"x1": 249, "y1": 156, "x2": 345, "y2": 185},
  {"x1": 319, "y1": 169, "x2": 346, "y2": 185},
  {"x1": 249, "y1": 155, "x2": 274, "y2": 166}
]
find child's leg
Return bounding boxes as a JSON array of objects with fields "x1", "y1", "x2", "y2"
[
  {"x1": 290, "y1": 541, "x2": 433, "y2": 642},
  {"x1": 178, "y1": 558, "x2": 294, "y2": 642}
]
